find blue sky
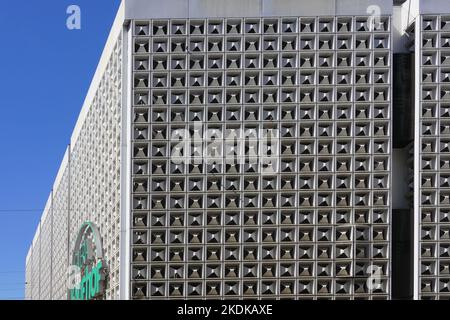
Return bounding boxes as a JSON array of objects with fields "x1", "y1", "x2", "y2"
[{"x1": 0, "y1": 0, "x2": 121, "y2": 300}]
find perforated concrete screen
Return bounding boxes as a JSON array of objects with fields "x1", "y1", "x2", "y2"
[
  {"x1": 23, "y1": 0, "x2": 450, "y2": 301},
  {"x1": 129, "y1": 15, "x2": 391, "y2": 299},
  {"x1": 25, "y1": 34, "x2": 123, "y2": 301},
  {"x1": 416, "y1": 14, "x2": 450, "y2": 299}
]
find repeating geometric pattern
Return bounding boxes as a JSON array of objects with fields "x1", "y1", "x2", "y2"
[
  {"x1": 130, "y1": 16, "x2": 391, "y2": 299},
  {"x1": 418, "y1": 15, "x2": 450, "y2": 300},
  {"x1": 51, "y1": 168, "x2": 70, "y2": 299},
  {"x1": 39, "y1": 204, "x2": 52, "y2": 300},
  {"x1": 69, "y1": 37, "x2": 122, "y2": 300}
]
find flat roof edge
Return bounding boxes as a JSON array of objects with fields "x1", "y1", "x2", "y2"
[
  {"x1": 420, "y1": 0, "x2": 450, "y2": 15},
  {"x1": 124, "y1": 0, "x2": 393, "y2": 19}
]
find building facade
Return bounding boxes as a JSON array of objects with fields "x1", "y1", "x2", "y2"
[
  {"x1": 408, "y1": 1, "x2": 450, "y2": 299},
  {"x1": 24, "y1": 0, "x2": 450, "y2": 300}
]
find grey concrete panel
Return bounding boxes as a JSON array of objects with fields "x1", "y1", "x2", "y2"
[
  {"x1": 189, "y1": 0, "x2": 261, "y2": 18},
  {"x1": 420, "y1": 0, "x2": 450, "y2": 14},
  {"x1": 124, "y1": 0, "x2": 395, "y2": 20},
  {"x1": 336, "y1": 0, "x2": 393, "y2": 16},
  {"x1": 262, "y1": 0, "x2": 334, "y2": 17},
  {"x1": 125, "y1": 0, "x2": 189, "y2": 19}
]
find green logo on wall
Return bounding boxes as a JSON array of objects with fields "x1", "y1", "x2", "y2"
[{"x1": 69, "y1": 222, "x2": 108, "y2": 300}]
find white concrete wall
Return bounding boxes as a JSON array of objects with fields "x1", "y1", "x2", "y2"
[
  {"x1": 124, "y1": 0, "x2": 393, "y2": 19},
  {"x1": 421, "y1": 0, "x2": 450, "y2": 14},
  {"x1": 400, "y1": 0, "x2": 420, "y2": 27},
  {"x1": 399, "y1": 0, "x2": 450, "y2": 27},
  {"x1": 70, "y1": 1, "x2": 125, "y2": 149},
  {"x1": 26, "y1": 1, "x2": 126, "y2": 300}
]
